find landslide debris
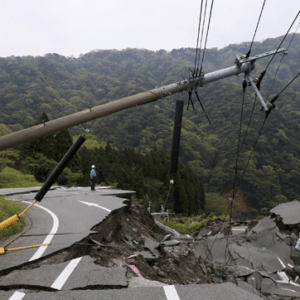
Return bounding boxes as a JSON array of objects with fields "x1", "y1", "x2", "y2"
[{"x1": 87, "y1": 202, "x2": 239, "y2": 285}]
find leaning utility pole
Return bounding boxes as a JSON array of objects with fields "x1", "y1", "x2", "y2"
[{"x1": 0, "y1": 48, "x2": 286, "y2": 151}]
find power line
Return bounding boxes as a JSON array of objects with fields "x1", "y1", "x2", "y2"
[
  {"x1": 265, "y1": 10, "x2": 300, "y2": 71},
  {"x1": 277, "y1": 71, "x2": 300, "y2": 97},
  {"x1": 266, "y1": 22, "x2": 300, "y2": 101},
  {"x1": 194, "y1": 0, "x2": 204, "y2": 74},
  {"x1": 196, "y1": 0, "x2": 208, "y2": 76},
  {"x1": 199, "y1": 0, "x2": 215, "y2": 74},
  {"x1": 246, "y1": 0, "x2": 267, "y2": 58}
]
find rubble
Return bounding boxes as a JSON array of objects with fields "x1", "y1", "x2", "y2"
[{"x1": 86, "y1": 201, "x2": 300, "y2": 298}]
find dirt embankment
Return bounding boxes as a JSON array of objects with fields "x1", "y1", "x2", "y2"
[{"x1": 87, "y1": 202, "x2": 239, "y2": 285}]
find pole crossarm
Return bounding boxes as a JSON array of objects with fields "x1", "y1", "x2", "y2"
[
  {"x1": 0, "y1": 49, "x2": 285, "y2": 151},
  {"x1": 237, "y1": 48, "x2": 287, "y2": 66}
]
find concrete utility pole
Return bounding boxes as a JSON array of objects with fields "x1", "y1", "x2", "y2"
[{"x1": 0, "y1": 48, "x2": 286, "y2": 151}]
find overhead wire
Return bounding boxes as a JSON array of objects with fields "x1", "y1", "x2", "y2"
[
  {"x1": 227, "y1": 0, "x2": 268, "y2": 219},
  {"x1": 246, "y1": 0, "x2": 267, "y2": 58},
  {"x1": 240, "y1": 95, "x2": 257, "y2": 150},
  {"x1": 199, "y1": 0, "x2": 215, "y2": 74},
  {"x1": 264, "y1": 10, "x2": 300, "y2": 72},
  {"x1": 194, "y1": 0, "x2": 204, "y2": 76},
  {"x1": 231, "y1": 80, "x2": 247, "y2": 206},
  {"x1": 196, "y1": 0, "x2": 208, "y2": 76},
  {"x1": 266, "y1": 20, "x2": 300, "y2": 101},
  {"x1": 206, "y1": 5, "x2": 300, "y2": 267},
  {"x1": 274, "y1": 71, "x2": 300, "y2": 98},
  {"x1": 224, "y1": 1, "x2": 268, "y2": 238},
  {"x1": 234, "y1": 9, "x2": 300, "y2": 192}
]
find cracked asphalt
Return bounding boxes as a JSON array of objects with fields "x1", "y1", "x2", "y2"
[{"x1": 0, "y1": 187, "x2": 275, "y2": 299}]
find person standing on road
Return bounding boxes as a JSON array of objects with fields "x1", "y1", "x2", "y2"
[{"x1": 90, "y1": 165, "x2": 97, "y2": 191}]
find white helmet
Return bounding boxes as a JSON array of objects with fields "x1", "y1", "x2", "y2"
[{"x1": 91, "y1": 165, "x2": 95, "y2": 169}]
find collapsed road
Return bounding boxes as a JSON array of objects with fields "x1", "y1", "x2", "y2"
[{"x1": 0, "y1": 187, "x2": 300, "y2": 299}]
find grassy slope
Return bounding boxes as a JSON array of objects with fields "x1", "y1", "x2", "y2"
[
  {"x1": 0, "y1": 167, "x2": 41, "y2": 242},
  {"x1": 0, "y1": 167, "x2": 42, "y2": 189}
]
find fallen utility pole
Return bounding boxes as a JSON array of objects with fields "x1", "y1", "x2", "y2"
[{"x1": 0, "y1": 48, "x2": 286, "y2": 151}]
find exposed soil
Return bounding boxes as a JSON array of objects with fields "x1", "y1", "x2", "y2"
[{"x1": 87, "y1": 201, "x2": 239, "y2": 285}]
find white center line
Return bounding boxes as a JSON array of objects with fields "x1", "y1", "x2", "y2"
[
  {"x1": 164, "y1": 285, "x2": 181, "y2": 300},
  {"x1": 79, "y1": 200, "x2": 111, "y2": 212},
  {"x1": 9, "y1": 201, "x2": 59, "y2": 300},
  {"x1": 51, "y1": 257, "x2": 82, "y2": 290}
]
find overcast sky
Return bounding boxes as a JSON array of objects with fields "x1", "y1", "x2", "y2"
[{"x1": 0, "y1": 0, "x2": 299, "y2": 58}]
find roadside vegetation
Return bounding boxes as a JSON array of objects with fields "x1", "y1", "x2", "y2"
[
  {"x1": 0, "y1": 196, "x2": 26, "y2": 242},
  {"x1": 160, "y1": 214, "x2": 230, "y2": 235},
  {"x1": 159, "y1": 192, "x2": 233, "y2": 234},
  {"x1": 0, "y1": 167, "x2": 41, "y2": 189}
]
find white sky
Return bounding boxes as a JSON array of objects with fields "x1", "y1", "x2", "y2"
[{"x1": 0, "y1": 0, "x2": 299, "y2": 58}]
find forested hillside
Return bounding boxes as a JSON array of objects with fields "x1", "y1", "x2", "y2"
[{"x1": 1, "y1": 34, "x2": 300, "y2": 212}]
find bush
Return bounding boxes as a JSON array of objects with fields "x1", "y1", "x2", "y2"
[{"x1": 204, "y1": 193, "x2": 233, "y2": 215}]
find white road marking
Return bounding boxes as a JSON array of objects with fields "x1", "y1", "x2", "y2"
[
  {"x1": 8, "y1": 197, "x2": 112, "y2": 299},
  {"x1": 277, "y1": 257, "x2": 286, "y2": 269},
  {"x1": 9, "y1": 201, "x2": 59, "y2": 300},
  {"x1": 164, "y1": 285, "x2": 181, "y2": 300},
  {"x1": 79, "y1": 200, "x2": 111, "y2": 212},
  {"x1": 8, "y1": 292, "x2": 26, "y2": 300},
  {"x1": 281, "y1": 288, "x2": 297, "y2": 293},
  {"x1": 51, "y1": 257, "x2": 82, "y2": 290},
  {"x1": 23, "y1": 202, "x2": 60, "y2": 261},
  {"x1": 277, "y1": 271, "x2": 300, "y2": 287},
  {"x1": 278, "y1": 271, "x2": 289, "y2": 282}
]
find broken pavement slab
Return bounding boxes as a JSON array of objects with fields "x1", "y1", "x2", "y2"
[
  {"x1": 270, "y1": 200, "x2": 300, "y2": 225},
  {"x1": 0, "y1": 256, "x2": 127, "y2": 290},
  {"x1": 229, "y1": 242, "x2": 285, "y2": 272},
  {"x1": 0, "y1": 283, "x2": 263, "y2": 300},
  {"x1": 246, "y1": 217, "x2": 294, "y2": 268}
]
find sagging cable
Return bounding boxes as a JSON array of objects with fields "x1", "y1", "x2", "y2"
[
  {"x1": 0, "y1": 244, "x2": 50, "y2": 255},
  {"x1": 163, "y1": 179, "x2": 174, "y2": 210},
  {"x1": 194, "y1": 90, "x2": 211, "y2": 125},
  {"x1": 187, "y1": 89, "x2": 195, "y2": 110},
  {"x1": 0, "y1": 200, "x2": 37, "y2": 232},
  {"x1": 265, "y1": 71, "x2": 300, "y2": 118},
  {"x1": 265, "y1": 10, "x2": 300, "y2": 71}
]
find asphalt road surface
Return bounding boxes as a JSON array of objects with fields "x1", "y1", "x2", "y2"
[{"x1": 0, "y1": 187, "x2": 260, "y2": 300}]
